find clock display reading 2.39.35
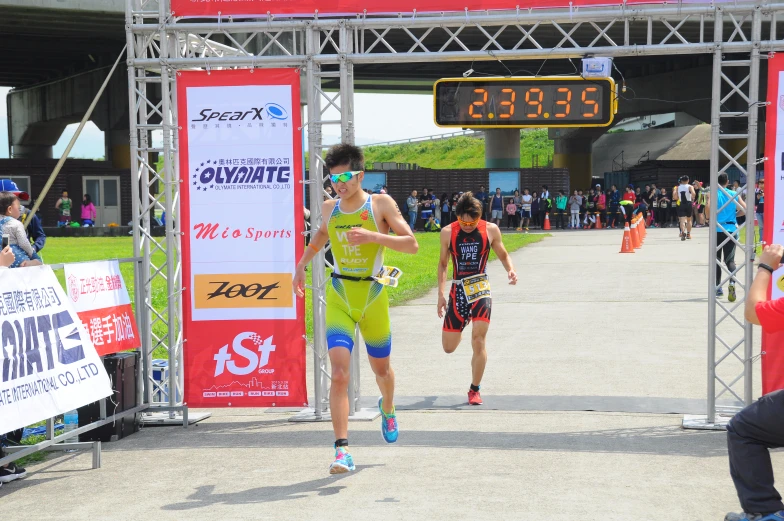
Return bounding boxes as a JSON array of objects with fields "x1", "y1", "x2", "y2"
[{"x1": 434, "y1": 77, "x2": 616, "y2": 128}]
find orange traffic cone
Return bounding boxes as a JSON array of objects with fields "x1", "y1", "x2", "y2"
[
  {"x1": 640, "y1": 215, "x2": 647, "y2": 240},
  {"x1": 543, "y1": 212, "x2": 551, "y2": 230},
  {"x1": 595, "y1": 212, "x2": 602, "y2": 229},
  {"x1": 631, "y1": 219, "x2": 642, "y2": 249},
  {"x1": 620, "y1": 224, "x2": 634, "y2": 253}
]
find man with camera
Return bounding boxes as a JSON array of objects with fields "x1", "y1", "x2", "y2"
[{"x1": 724, "y1": 244, "x2": 784, "y2": 521}]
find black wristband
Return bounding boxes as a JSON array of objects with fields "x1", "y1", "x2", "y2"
[{"x1": 759, "y1": 263, "x2": 775, "y2": 274}]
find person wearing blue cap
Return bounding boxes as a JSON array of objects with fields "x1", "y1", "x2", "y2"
[{"x1": 0, "y1": 179, "x2": 46, "y2": 261}]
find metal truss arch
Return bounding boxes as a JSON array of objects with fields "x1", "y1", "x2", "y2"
[{"x1": 128, "y1": 0, "x2": 779, "y2": 425}]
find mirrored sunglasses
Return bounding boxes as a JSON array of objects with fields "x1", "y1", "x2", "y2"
[{"x1": 330, "y1": 171, "x2": 363, "y2": 184}]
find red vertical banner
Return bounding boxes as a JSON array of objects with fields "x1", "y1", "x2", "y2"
[
  {"x1": 178, "y1": 69, "x2": 307, "y2": 407},
  {"x1": 761, "y1": 53, "x2": 784, "y2": 395}
]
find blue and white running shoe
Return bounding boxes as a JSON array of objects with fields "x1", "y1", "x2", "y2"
[
  {"x1": 329, "y1": 447, "x2": 355, "y2": 475},
  {"x1": 378, "y1": 396, "x2": 398, "y2": 444}
]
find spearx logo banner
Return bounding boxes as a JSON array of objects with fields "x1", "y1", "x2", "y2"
[
  {"x1": 178, "y1": 69, "x2": 306, "y2": 408},
  {"x1": 182, "y1": 75, "x2": 299, "y2": 322},
  {"x1": 0, "y1": 266, "x2": 112, "y2": 433}
]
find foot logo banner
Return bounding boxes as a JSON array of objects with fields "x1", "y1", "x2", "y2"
[{"x1": 178, "y1": 69, "x2": 307, "y2": 408}]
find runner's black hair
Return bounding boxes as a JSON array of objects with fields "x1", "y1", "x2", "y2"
[
  {"x1": 325, "y1": 144, "x2": 364, "y2": 171},
  {"x1": 456, "y1": 191, "x2": 483, "y2": 219}
]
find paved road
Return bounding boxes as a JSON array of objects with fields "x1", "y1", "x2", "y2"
[{"x1": 0, "y1": 227, "x2": 768, "y2": 520}]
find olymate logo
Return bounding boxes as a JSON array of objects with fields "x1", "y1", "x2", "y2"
[
  {"x1": 213, "y1": 332, "x2": 276, "y2": 377},
  {"x1": 191, "y1": 103, "x2": 289, "y2": 122}
]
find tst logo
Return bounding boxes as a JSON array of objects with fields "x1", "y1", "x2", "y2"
[{"x1": 214, "y1": 332, "x2": 276, "y2": 377}]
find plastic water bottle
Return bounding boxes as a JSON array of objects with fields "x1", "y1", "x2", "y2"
[{"x1": 62, "y1": 410, "x2": 79, "y2": 437}]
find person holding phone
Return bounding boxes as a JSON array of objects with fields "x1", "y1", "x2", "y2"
[
  {"x1": 0, "y1": 192, "x2": 41, "y2": 268},
  {"x1": 0, "y1": 245, "x2": 14, "y2": 268},
  {"x1": 724, "y1": 244, "x2": 784, "y2": 521}
]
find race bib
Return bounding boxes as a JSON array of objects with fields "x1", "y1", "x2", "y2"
[
  {"x1": 461, "y1": 273, "x2": 491, "y2": 304},
  {"x1": 373, "y1": 266, "x2": 403, "y2": 288}
]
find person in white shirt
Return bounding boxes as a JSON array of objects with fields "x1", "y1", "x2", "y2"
[
  {"x1": 520, "y1": 189, "x2": 533, "y2": 232},
  {"x1": 568, "y1": 190, "x2": 583, "y2": 229}
]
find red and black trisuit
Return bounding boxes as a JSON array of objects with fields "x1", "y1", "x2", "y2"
[{"x1": 443, "y1": 220, "x2": 492, "y2": 332}]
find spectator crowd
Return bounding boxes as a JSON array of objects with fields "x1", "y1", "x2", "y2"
[{"x1": 399, "y1": 179, "x2": 765, "y2": 241}]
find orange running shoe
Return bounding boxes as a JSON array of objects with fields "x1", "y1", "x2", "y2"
[{"x1": 468, "y1": 389, "x2": 483, "y2": 405}]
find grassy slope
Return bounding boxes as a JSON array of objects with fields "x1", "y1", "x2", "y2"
[
  {"x1": 306, "y1": 129, "x2": 553, "y2": 169},
  {"x1": 363, "y1": 130, "x2": 553, "y2": 169}
]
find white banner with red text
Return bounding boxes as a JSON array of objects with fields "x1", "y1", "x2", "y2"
[
  {"x1": 64, "y1": 260, "x2": 140, "y2": 356},
  {"x1": 0, "y1": 266, "x2": 113, "y2": 434},
  {"x1": 761, "y1": 52, "x2": 784, "y2": 394},
  {"x1": 177, "y1": 69, "x2": 306, "y2": 408}
]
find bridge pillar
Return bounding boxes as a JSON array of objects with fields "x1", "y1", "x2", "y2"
[
  {"x1": 553, "y1": 136, "x2": 593, "y2": 190},
  {"x1": 485, "y1": 129, "x2": 520, "y2": 168},
  {"x1": 105, "y1": 129, "x2": 131, "y2": 169}
]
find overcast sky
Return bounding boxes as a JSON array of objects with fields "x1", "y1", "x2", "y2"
[{"x1": 0, "y1": 88, "x2": 448, "y2": 159}]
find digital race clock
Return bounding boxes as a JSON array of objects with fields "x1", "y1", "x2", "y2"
[{"x1": 434, "y1": 77, "x2": 617, "y2": 128}]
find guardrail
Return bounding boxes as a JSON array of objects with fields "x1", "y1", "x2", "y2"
[{"x1": 364, "y1": 129, "x2": 484, "y2": 148}]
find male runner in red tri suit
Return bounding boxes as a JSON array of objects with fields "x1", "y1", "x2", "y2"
[{"x1": 437, "y1": 192, "x2": 518, "y2": 405}]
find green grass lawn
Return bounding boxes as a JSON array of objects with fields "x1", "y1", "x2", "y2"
[{"x1": 43, "y1": 232, "x2": 545, "y2": 350}]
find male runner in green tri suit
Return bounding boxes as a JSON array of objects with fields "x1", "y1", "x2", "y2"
[{"x1": 293, "y1": 144, "x2": 418, "y2": 474}]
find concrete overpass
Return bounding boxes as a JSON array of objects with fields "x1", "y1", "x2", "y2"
[
  {"x1": 0, "y1": 0, "x2": 757, "y2": 186},
  {"x1": 0, "y1": 0, "x2": 127, "y2": 164}
]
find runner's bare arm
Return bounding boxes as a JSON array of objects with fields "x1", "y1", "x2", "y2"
[
  {"x1": 292, "y1": 199, "x2": 337, "y2": 297},
  {"x1": 347, "y1": 194, "x2": 419, "y2": 254},
  {"x1": 487, "y1": 223, "x2": 518, "y2": 285},
  {"x1": 745, "y1": 244, "x2": 784, "y2": 325},
  {"x1": 437, "y1": 226, "x2": 451, "y2": 318},
  {"x1": 734, "y1": 194, "x2": 747, "y2": 212}
]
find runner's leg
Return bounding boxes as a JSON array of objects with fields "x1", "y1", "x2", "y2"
[
  {"x1": 326, "y1": 281, "x2": 359, "y2": 442},
  {"x1": 443, "y1": 284, "x2": 468, "y2": 354},
  {"x1": 442, "y1": 330, "x2": 462, "y2": 353},
  {"x1": 368, "y1": 356, "x2": 395, "y2": 415},
  {"x1": 329, "y1": 347, "x2": 351, "y2": 439},
  {"x1": 470, "y1": 320, "x2": 489, "y2": 387},
  {"x1": 358, "y1": 285, "x2": 395, "y2": 414}
]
